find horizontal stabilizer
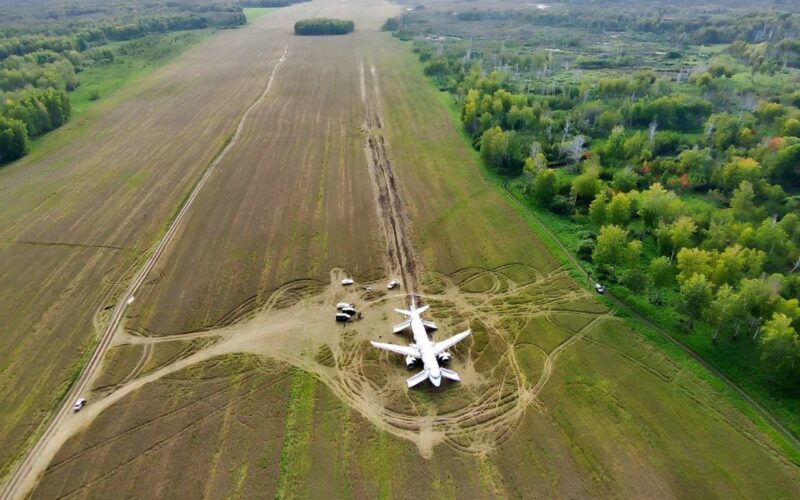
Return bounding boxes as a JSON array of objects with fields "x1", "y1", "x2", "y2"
[
  {"x1": 393, "y1": 320, "x2": 411, "y2": 333},
  {"x1": 370, "y1": 341, "x2": 420, "y2": 358},
  {"x1": 407, "y1": 369, "x2": 429, "y2": 388},
  {"x1": 415, "y1": 304, "x2": 430, "y2": 315},
  {"x1": 440, "y1": 368, "x2": 461, "y2": 382},
  {"x1": 394, "y1": 308, "x2": 411, "y2": 316},
  {"x1": 433, "y1": 329, "x2": 471, "y2": 355},
  {"x1": 422, "y1": 320, "x2": 438, "y2": 331}
]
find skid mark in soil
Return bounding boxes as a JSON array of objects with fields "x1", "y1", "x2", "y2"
[{"x1": 84, "y1": 265, "x2": 610, "y2": 458}]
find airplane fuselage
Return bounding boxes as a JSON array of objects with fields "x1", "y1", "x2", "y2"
[{"x1": 408, "y1": 312, "x2": 443, "y2": 386}]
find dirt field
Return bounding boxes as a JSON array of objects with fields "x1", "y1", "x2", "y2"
[
  {"x1": 126, "y1": 32, "x2": 388, "y2": 337},
  {"x1": 0, "y1": 16, "x2": 298, "y2": 478},
  {"x1": 4, "y1": 0, "x2": 800, "y2": 498}
]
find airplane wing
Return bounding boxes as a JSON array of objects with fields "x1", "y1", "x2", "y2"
[
  {"x1": 440, "y1": 368, "x2": 461, "y2": 382},
  {"x1": 422, "y1": 320, "x2": 438, "y2": 330},
  {"x1": 432, "y1": 329, "x2": 471, "y2": 355},
  {"x1": 407, "y1": 369, "x2": 429, "y2": 388},
  {"x1": 393, "y1": 320, "x2": 411, "y2": 333},
  {"x1": 370, "y1": 341, "x2": 420, "y2": 358}
]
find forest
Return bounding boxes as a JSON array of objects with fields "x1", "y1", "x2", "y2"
[
  {"x1": 0, "y1": 1, "x2": 248, "y2": 163},
  {"x1": 294, "y1": 18, "x2": 355, "y2": 36},
  {"x1": 383, "y1": 0, "x2": 800, "y2": 424}
]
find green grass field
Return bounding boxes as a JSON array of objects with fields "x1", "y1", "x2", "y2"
[{"x1": 243, "y1": 8, "x2": 273, "y2": 23}]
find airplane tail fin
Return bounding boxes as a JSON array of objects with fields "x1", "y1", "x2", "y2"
[
  {"x1": 407, "y1": 369, "x2": 429, "y2": 388},
  {"x1": 392, "y1": 320, "x2": 412, "y2": 333},
  {"x1": 440, "y1": 368, "x2": 461, "y2": 382}
]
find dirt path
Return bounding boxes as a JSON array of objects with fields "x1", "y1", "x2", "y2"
[
  {"x1": 0, "y1": 44, "x2": 291, "y2": 500},
  {"x1": 500, "y1": 179, "x2": 800, "y2": 453},
  {"x1": 361, "y1": 61, "x2": 421, "y2": 291}
]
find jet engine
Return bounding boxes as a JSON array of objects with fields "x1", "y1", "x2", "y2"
[
  {"x1": 437, "y1": 352, "x2": 452, "y2": 364},
  {"x1": 405, "y1": 355, "x2": 417, "y2": 369}
]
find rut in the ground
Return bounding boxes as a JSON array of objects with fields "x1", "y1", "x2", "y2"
[{"x1": 362, "y1": 62, "x2": 420, "y2": 292}]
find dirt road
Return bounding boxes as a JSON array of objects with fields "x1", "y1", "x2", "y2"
[{"x1": 0, "y1": 44, "x2": 291, "y2": 500}]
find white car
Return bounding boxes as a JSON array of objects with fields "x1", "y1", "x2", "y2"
[
  {"x1": 73, "y1": 398, "x2": 86, "y2": 412},
  {"x1": 387, "y1": 279, "x2": 399, "y2": 290},
  {"x1": 336, "y1": 302, "x2": 353, "y2": 310},
  {"x1": 594, "y1": 283, "x2": 606, "y2": 294},
  {"x1": 341, "y1": 278, "x2": 354, "y2": 286}
]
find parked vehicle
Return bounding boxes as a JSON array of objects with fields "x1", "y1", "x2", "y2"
[{"x1": 73, "y1": 398, "x2": 86, "y2": 412}]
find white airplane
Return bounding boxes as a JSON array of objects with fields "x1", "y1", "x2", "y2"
[{"x1": 371, "y1": 296, "x2": 471, "y2": 388}]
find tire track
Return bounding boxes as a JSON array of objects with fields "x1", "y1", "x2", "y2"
[{"x1": 361, "y1": 60, "x2": 420, "y2": 291}]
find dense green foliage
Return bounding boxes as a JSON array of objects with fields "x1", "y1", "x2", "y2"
[
  {"x1": 294, "y1": 18, "x2": 354, "y2": 36},
  {"x1": 389, "y1": 1, "x2": 800, "y2": 405},
  {"x1": 239, "y1": 0, "x2": 309, "y2": 6}
]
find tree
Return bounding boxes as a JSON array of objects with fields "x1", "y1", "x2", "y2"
[
  {"x1": 638, "y1": 182, "x2": 682, "y2": 229},
  {"x1": 680, "y1": 273, "x2": 713, "y2": 322},
  {"x1": 588, "y1": 193, "x2": 607, "y2": 226},
  {"x1": 531, "y1": 168, "x2": 557, "y2": 206},
  {"x1": 593, "y1": 225, "x2": 640, "y2": 268},
  {"x1": 648, "y1": 256, "x2": 674, "y2": 287},
  {"x1": 601, "y1": 125, "x2": 626, "y2": 166},
  {"x1": 708, "y1": 284, "x2": 743, "y2": 343},
  {"x1": 606, "y1": 192, "x2": 631, "y2": 225},
  {"x1": 561, "y1": 135, "x2": 586, "y2": 165},
  {"x1": 570, "y1": 162, "x2": 602, "y2": 202},
  {"x1": 769, "y1": 143, "x2": 800, "y2": 188},
  {"x1": 480, "y1": 126, "x2": 510, "y2": 170},
  {"x1": 676, "y1": 247, "x2": 715, "y2": 283},
  {"x1": 729, "y1": 181, "x2": 760, "y2": 221},
  {"x1": 612, "y1": 166, "x2": 638, "y2": 192},
  {"x1": 711, "y1": 245, "x2": 765, "y2": 287},
  {"x1": 0, "y1": 116, "x2": 28, "y2": 162},
  {"x1": 596, "y1": 109, "x2": 622, "y2": 133},
  {"x1": 783, "y1": 118, "x2": 800, "y2": 138},
  {"x1": 754, "y1": 218, "x2": 791, "y2": 269},
  {"x1": 759, "y1": 313, "x2": 800, "y2": 386},
  {"x1": 663, "y1": 215, "x2": 697, "y2": 260},
  {"x1": 716, "y1": 157, "x2": 763, "y2": 192}
]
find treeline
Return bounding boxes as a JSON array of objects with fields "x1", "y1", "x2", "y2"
[
  {"x1": 294, "y1": 18, "x2": 354, "y2": 36},
  {"x1": 238, "y1": 0, "x2": 310, "y2": 6},
  {"x1": 452, "y1": 8, "x2": 799, "y2": 46},
  {"x1": 1, "y1": 12, "x2": 245, "y2": 62},
  {"x1": 0, "y1": 88, "x2": 70, "y2": 162},
  {"x1": 405, "y1": 32, "x2": 800, "y2": 392}
]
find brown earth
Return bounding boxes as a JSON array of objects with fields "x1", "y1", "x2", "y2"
[
  {"x1": 127, "y1": 31, "x2": 388, "y2": 338},
  {"x1": 0, "y1": 15, "x2": 292, "y2": 478}
]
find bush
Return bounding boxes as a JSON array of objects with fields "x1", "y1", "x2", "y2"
[
  {"x1": 576, "y1": 239, "x2": 595, "y2": 261},
  {"x1": 294, "y1": 18, "x2": 354, "y2": 35}
]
